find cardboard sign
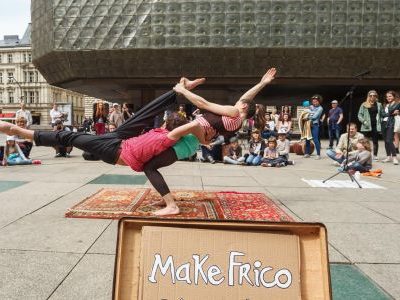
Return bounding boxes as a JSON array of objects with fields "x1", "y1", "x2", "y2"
[{"x1": 139, "y1": 226, "x2": 301, "y2": 300}]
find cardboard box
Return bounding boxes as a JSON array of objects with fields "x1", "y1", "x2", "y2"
[{"x1": 113, "y1": 218, "x2": 331, "y2": 300}]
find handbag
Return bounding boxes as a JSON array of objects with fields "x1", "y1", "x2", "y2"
[{"x1": 394, "y1": 115, "x2": 400, "y2": 133}]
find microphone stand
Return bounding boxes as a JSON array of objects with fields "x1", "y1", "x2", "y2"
[{"x1": 322, "y1": 72, "x2": 368, "y2": 188}]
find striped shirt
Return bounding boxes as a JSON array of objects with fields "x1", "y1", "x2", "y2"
[
  {"x1": 195, "y1": 112, "x2": 242, "y2": 138},
  {"x1": 119, "y1": 128, "x2": 177, "y2": 172}
]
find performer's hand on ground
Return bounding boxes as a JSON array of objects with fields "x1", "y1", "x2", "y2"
[
  {"x1": 181, "y1": 77, "x2": 206, "y2": 90},
  {"x1": 260, "y1": 67, "x2": 277, "y2": 85}
]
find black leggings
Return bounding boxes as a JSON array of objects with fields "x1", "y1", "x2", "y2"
[
  {"x1": 382, "y1": 122, "x2": 397, "y2": 156},
  {"x1": 363, "y1": 125, "x2": 379, "y2": 156},
  {"x1": 34, "y1": 91, "x2": 177, "y2": 164},
  {"x1": 143, "y1": 148, "x2": 178, "y2": 196}
]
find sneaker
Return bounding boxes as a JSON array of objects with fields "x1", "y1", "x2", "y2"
[
  {"x1": 207, "y1": 156, "x2": 216, "y2": 164},
  {"x1": 66, "y1": 153, "x2": 71, "y2": 158},
  {"x1": 315, "y1": 155, "x2": 321, "y2": 160},
  {"x1": 261, "y1": 162, "x2": 272, "y2": 167},
  {"x1": 55, "y1": 153, "x2": 62, "y2": 158},
  {"x1": 373, "y1": 156, "x2": 379, "y2": 161},
  {"x1": 287, "y1": 160, "x2": 295, "y2": 166},
  {"x1": 303, "y1": 154, "x2": 310, "y2": 158},
  {"x1": 332, "y1": 161, "x2": 341, "y2": 166},
  {"x1": 394, "y1": 158, "x2": 399, "y2": 165},
  {"x1": 381, "y1": 157, "x2": 392, "y2": 163}
]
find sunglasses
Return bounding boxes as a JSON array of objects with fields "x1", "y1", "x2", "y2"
[{"x1": 369, "y1": 94, "x2": 377, "y2": 97}]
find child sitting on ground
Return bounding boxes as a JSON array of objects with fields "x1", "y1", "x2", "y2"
[
  {"x1": 276, "y1": 129, "x2": 295, "y2": 166},
  {"x1": 246, "y1": 129, "x2": 265, "y2": 165},
  {"x1": 339, "y1": 138, "x2": 372, "y2": 174},
  {"x1": 223, "y1": 137, "x2": 245, "y2": 165},
  {"x1": 1, "y1": 135, "x2": 40, "y2": 166},
  {"x1": 261, "y1": 137, "x2": 286, "y2": 167}
]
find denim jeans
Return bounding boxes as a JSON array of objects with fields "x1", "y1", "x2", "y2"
[
  {"x1": 306, "y1": 124, "x2": 321, "y2": 155},
  {"x1": 223, "y1": 156, "x2": 245, "y2": 165},
  {"x1": 348, "y1": 162, "x2": 370, "y2": 173},
  {"x1": 326, "y1": 149, "x2": 345, "y2": 163},
  {"x1": 328, "y1": 124, "x2": 340, "y2": 148},
  {"x1": 246, "y1": 154, "x2": 262, "y2": 165}
]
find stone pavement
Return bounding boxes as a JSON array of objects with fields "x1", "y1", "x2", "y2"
[{"x1": 0, "y1": 135, "x2": 399, "y2": 299}]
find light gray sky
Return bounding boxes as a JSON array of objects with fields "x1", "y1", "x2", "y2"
[{"x1": 0, "y1": 0, "x2": 31, "y2": 39}]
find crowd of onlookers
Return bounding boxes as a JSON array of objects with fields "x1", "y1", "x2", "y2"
[
  {"x1": 181, "y1": 89, "x2": 400, "y2": 175},
  {"x1": 1, "y1": 89, "x2": 399, "y2": 174}
]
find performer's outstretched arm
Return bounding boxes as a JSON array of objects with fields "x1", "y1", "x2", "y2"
[
  {"x1": 173, "y1": 83, "x2": 240, "y2": 118},
  {"x1": 239, "y1": 67, "x2": 276, "y2": 101}
]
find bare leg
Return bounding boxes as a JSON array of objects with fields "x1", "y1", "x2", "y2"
[
  {"x1": 154, "y1": 193, "x2": 180, "y2": 216},
  {"x1": 0, "y1": 121, "x2": 34, "y2": 139}
]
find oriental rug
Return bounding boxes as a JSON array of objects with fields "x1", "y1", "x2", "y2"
[{"x1": 65, "y1": 188, "x2": 293, "y2": 221}]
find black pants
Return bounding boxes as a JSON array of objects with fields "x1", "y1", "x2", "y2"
[
  {"x1": 34, "y1": 91, "x2": 177, "y2": 164},
  {"x1": 363, "y1": 125, "x2": 379, "y2": 156},
  {"x1": 382, "y1": 122, "x2": 397, "y2": 156},
  {"x1": 143, "y1": 148, "x2": 178, "y2": 196}
]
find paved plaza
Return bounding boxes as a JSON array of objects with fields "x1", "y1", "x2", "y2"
[{"x1": 0, "y1": 135, "x2": 399, "y2": 299}]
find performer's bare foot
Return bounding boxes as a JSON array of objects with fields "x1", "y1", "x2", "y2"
[
  {"x1": 154, "y1": 205, "x2": 180, "y2": 216},
  {"x1": 152, "y1": 199, "x2": 166, "y2": 206},
  {"x1": 181, "y1": 77, "x2": 206, "y2": 90},
  {"x1": 0, "y1": 121, "x2": 13, "y2": 135}
]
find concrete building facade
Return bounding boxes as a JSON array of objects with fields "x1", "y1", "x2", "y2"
[
  {"x1": 30, "y1": 0, "x2": 400, "y2": 120},
  {"x1": 0, "y1": 24, "x2": 86, "y2": 127}
]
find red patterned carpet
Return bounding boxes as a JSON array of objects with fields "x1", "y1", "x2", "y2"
[{"x1": 65, "y1": 188, "x2": 293, "y2": 221}]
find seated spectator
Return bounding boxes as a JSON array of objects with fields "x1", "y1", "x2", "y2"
[
  {"x1": 261, "y1": 137, "x2": 285, "y2": 167},
  {"x1": 200, "y1": 135, "x2": 224, "y2": 164},
  {"x1": 2, "y1": 135, "x2": 33, "y2": 166},
  {"x1": 279, "y1": 105, "x2": 292, "y2": 121},
  {"x1": 108, "y1": 122, "x2": 117, "y2": 133},
  {"x1": 53, "y1": 120, "x2": 73, "y2": 158},
  {"x1": 261, "y1": 113, "x2": 276, "y2": 139},
  {"x1": 339, "y1": 138, "x2": 372, "y2": 174},
  {"x1": 276, "y1": 113, "x2": 292, "y2": 139},
  {"x1": 326, "y1": 123, "x2": 364, "y2": 164},
  {"x1": 223, "y1": 137, "x2": 245, "y2": 165},
  {"x1": 276, "y1": 129, "x2": 295, "y2": 166},
  {"x1": 246, "y1": 129, "x2": 265, "y2": 165},
  {"x1": 15, "y1": 116, "x2": 33, "y2": 158}
]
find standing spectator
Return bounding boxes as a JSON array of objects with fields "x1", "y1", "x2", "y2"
[
  {"x1": 261, "y1": 113, "x2": 276, "y2": 139},
  {"x1": 50, "y1": 103, "x2": 63, "y2": 127},
  {"x1": 381, "y1": 90, "x2": 400, "y2": 165},
  {"x1": 82, "y1": 117, "x2": 92, "y2": 133},
  {"x1": 15, "y1": 102, "x2": 33, "y2": 128},
  {"x1": 223, "y1": 137, "x2": 245, "y2": 165},
  {"x1": 326, "y1": 123, "x2": 364, "y2": 164},
  {"x1": 246, "y1": 129, "x2": 265, "y2": 165},
  {"x1": 304, "y1": 94, "x2": 324, "y2": 159},
  {"x1": 327, "y1": 100, "x2": 344, "y2": 149},
  {"x1": 357, "y1": 90, "x2": 383, "y2": 160},
  {"x1": 122, "y1": 102, "x2": 133, "y2": 121},
  {"x1": 93, "y1": 101, "x2": 108, "y2": 135},
  {"x1": 15, "y1": 116, "x2": 33, "y2": 158},
  {"x1": 177, "y1": 104, "x2": 187, "y2": 119},
  {"x1": 109, "y1": 103, "x2": 124, "y2": 128}
]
